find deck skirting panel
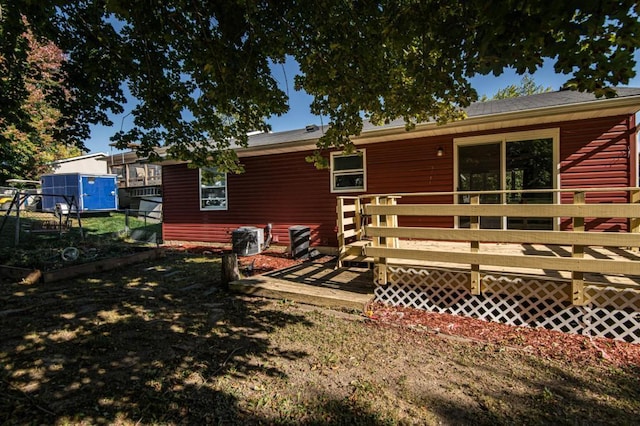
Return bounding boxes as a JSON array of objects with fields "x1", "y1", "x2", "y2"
[{"x1": 374, "y1": 265, "x2": 640, "y2": 343}]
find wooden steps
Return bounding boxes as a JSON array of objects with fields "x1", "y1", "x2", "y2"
[
  {"x1": 340, "y1": 255, "x2": 374, "y2": 263},
  {"x1": 339, "y1": 240, "x2": 374, "y2": 266},
  {"x1": 230, "y1": 275, "x2": 373, "y2": 310},
  {"x1": 348, "y1": 240, "x2": 372, "y2": 247}
]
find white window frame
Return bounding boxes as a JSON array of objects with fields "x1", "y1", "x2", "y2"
[
  {"x1": 454, "y1": 128, "x2": 560, "y2": 229},
  {"x1": 199, "y1": 167, "x2": 228, "y2": 211},
  {"x1": 330, "y1": 149, "x2": 367, "y2": 193}
]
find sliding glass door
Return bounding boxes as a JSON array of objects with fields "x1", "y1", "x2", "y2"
[
  {"x1": 458, "y1": 142, "x2": 502, "y2": 229},
  {"x1": 505, "y1": 138, "x2": 553, "y2": 230},
  {"x1": 456, "y1": 131, "x2": 556, "y2": 230}
]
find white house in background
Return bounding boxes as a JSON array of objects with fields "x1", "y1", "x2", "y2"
[{"x1": 50, "y1": 152, "x2": 108, "y2": 174}]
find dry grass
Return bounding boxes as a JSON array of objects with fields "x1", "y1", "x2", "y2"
[{"x1": 1, "y1": 248, "x2": 639, "y2": 425}]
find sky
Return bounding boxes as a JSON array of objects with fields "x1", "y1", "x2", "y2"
[{"x1": 85, "y1": 53, "x2": 640, "y2": 155}]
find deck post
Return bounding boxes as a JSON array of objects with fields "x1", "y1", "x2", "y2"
[
  {"x1": 370, "y1": 197, "x2": 381, "y2": 247},
  {"x1": 336, "y1": 198, "x2": 345, "y2": 268},
  {"x1": 354, "y1": 197, "x2": 362, "y2": 240},
  {"x1": 387, "y1": 196, "x2": 400, "y2": 248},
  {"x1": 469, "y1": 194, "x2": 481, "y2": 295},
  {"x1": 631, "y1": 189, "x2": 640, "y2": 252},
  {"x1": 572, "y1": 191, "x2": 586, "y2": 305},
  {"x1": 371, "y1": 197, "x2": 388, "y2": 285}
]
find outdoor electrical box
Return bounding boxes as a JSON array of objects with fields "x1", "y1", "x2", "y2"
[{"x1": 41, "y1": 173, "x2": 118, "y2": 212}]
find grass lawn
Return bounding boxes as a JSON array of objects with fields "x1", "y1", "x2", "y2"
[
  {"x1": 1, "y1": 248, "x2": 639, "y2": 425},
  {"x1": 0, "y1": 212, "x2": 160, "y2": 270}
]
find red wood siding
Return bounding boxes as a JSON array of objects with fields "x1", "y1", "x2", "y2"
[
  {"x1": 366, "y1": 134, "x2": 455, "y2": 228},
  {"x1": 162, "y1": 137, "x2": 453, "y2": 245},
  {"x1": 559, "y1": 116, "x2": 633, "y2": 231},
  {"x1": 162, "y1": 114, "x2": 636, "y2": 245},
  {"x1": 163, "y1": 152, "x2": 336, "y2": 246}
]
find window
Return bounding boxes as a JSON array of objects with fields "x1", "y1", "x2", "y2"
[
  {"x1": 111, "y1": 166, "x2": 126, "y2": 184},
  {"x1": 145, "y1": 164, "x2": 162, "y2": 184},
  {"x1": 200, "y1": 167, "x2": 227, "y2": 210},
  {"x1": 331, "y1": 150, "x2": 366, "y2": 192},
  {"x1": 455, "y1": 129, "x2": 559, "y2": 230}
]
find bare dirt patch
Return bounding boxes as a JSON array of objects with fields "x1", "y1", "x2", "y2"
[{"x1": 1, "y1": 248, "x2": 639, "y2": 425}]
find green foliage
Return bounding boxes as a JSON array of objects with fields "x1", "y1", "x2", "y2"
[
  {"x1": 481, "y1": 75, "x2": 553, "y2": 101},
  {"x1": 0, "y1": 12, "x2": 82, "y2": 182},
  {"x1": 2, "y1": 1, "x2": 639, "y2": 171}
]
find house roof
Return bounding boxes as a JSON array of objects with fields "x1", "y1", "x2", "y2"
[
  {"x1": 51, "y1": 152, "x2": 108, "y2": 164},
  {"x1": 467, "y1": 87, "x2": 640, "y2": 116},
  {"x1": 358, "y1": 87, "x2": 640, "y2": 134},
  {"x1": 148, "y1": 87, "x2": 640, "y2": 163},
  {"x1": 102, "y1": 150, "x2": 153, "y2": 166},
  {"x1": 242, "y1": 87, "x2": 640, "y2": 155},
  {"x1": 233, "y1": 124, "x2": 330, "y2": 151}
]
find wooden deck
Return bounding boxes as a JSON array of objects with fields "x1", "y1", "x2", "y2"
[
  {"x1": 231, "y1": 240, "x2": 640, "y2": 312},
  {"x1": 346, "y1": 239, "x2": 640, "y2": 287},
  {"x1": 230, "y1": 260, "x2": 375, "y2": 310},
  {"x1": 230, "y1": 239, "x2": 640, "y2": 309},
  {"x1": 333, "y1": 191, "x2": 640, "y2": 341}
]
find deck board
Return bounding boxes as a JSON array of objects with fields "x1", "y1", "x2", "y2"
[
  {"x1": 380, "y1": 240, "x2": 640, "y2": 287},
  {"x1": 230, "y1": 261, "x2": 374, "y2": 310}
]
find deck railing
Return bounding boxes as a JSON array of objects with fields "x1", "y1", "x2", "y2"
[
  {"x1": 336, "y1": 196, "x2": 361, "y2": 265},
  {"x1": 118, "y1": 175, "x2": 162, "y2": 188},
  {"x1": 110, "y1": 163, "x2": 162, "y2": 189},
  {"x1": 337, "y1": 188, "x2": 640, "y2": 306}
]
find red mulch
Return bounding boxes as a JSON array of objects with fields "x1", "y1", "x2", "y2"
[
  {"x1": 165, "y1": 244, "x2": 333, "y2": 274},
  {"x1": 238, "y1": 252, "x2": 336, "y2": 274},
  {"x1": 366, "y1": 302, "x2": 640, "y2": 367},
  {"x1": 238, "y1": 252, "x2": 302, "y2": 274}
]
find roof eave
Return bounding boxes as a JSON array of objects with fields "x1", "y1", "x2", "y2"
[
  {"x1": 235, "y1": 138, "x2": 321, "y2": 157},
  {"x1": 157, "y1": 93, "x2": 640, "y2": 163},
  {"x1": 353, "y1": 95, "x2": 640, "y2": 144}
]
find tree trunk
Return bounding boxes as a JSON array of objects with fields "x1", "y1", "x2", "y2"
[{"x1": 221, "y1": 253, "x2": 240, "y2": 289}]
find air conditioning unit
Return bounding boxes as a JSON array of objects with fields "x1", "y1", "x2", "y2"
[{"x1": 231, "y1": 226, "x2": 264, "y2": 256}]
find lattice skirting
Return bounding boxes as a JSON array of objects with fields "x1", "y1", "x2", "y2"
[{"x1": 374, "y1": 265, "x2": 640, "y2": 343}]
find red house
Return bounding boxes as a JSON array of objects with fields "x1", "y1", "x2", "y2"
[{"x1": 161, "y1": 88, "x2": 640, "y2": 250}]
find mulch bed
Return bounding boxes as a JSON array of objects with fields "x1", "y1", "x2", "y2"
[
  {"x1": 167, "y1": 244, "x2": 334, "y2": 275},
  {"x1": 366, "y1": 302, "x2": 640, "y2": 367},
  {"x1": 238, "y1": 252, "x2": 303, "y2": 274}
]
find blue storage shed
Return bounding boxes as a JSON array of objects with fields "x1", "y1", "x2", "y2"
[{"x1": 41, "y1": 173, "x2": 118, "y2": 212}]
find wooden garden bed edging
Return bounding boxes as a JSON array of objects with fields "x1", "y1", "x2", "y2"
[{"x1": 43, "y1": 248, "x2": 165, "y2": 283}]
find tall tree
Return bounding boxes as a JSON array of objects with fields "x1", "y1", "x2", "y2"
[
  {"x1": 2, "y1": 1, "x2": 639, "y2": 170},
  {"x1": 481, "y1": 75, "x2": 553, "y2": 101},
  {"x1": 0, "y1": 17, "x2": 81, "y2": 182}
]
